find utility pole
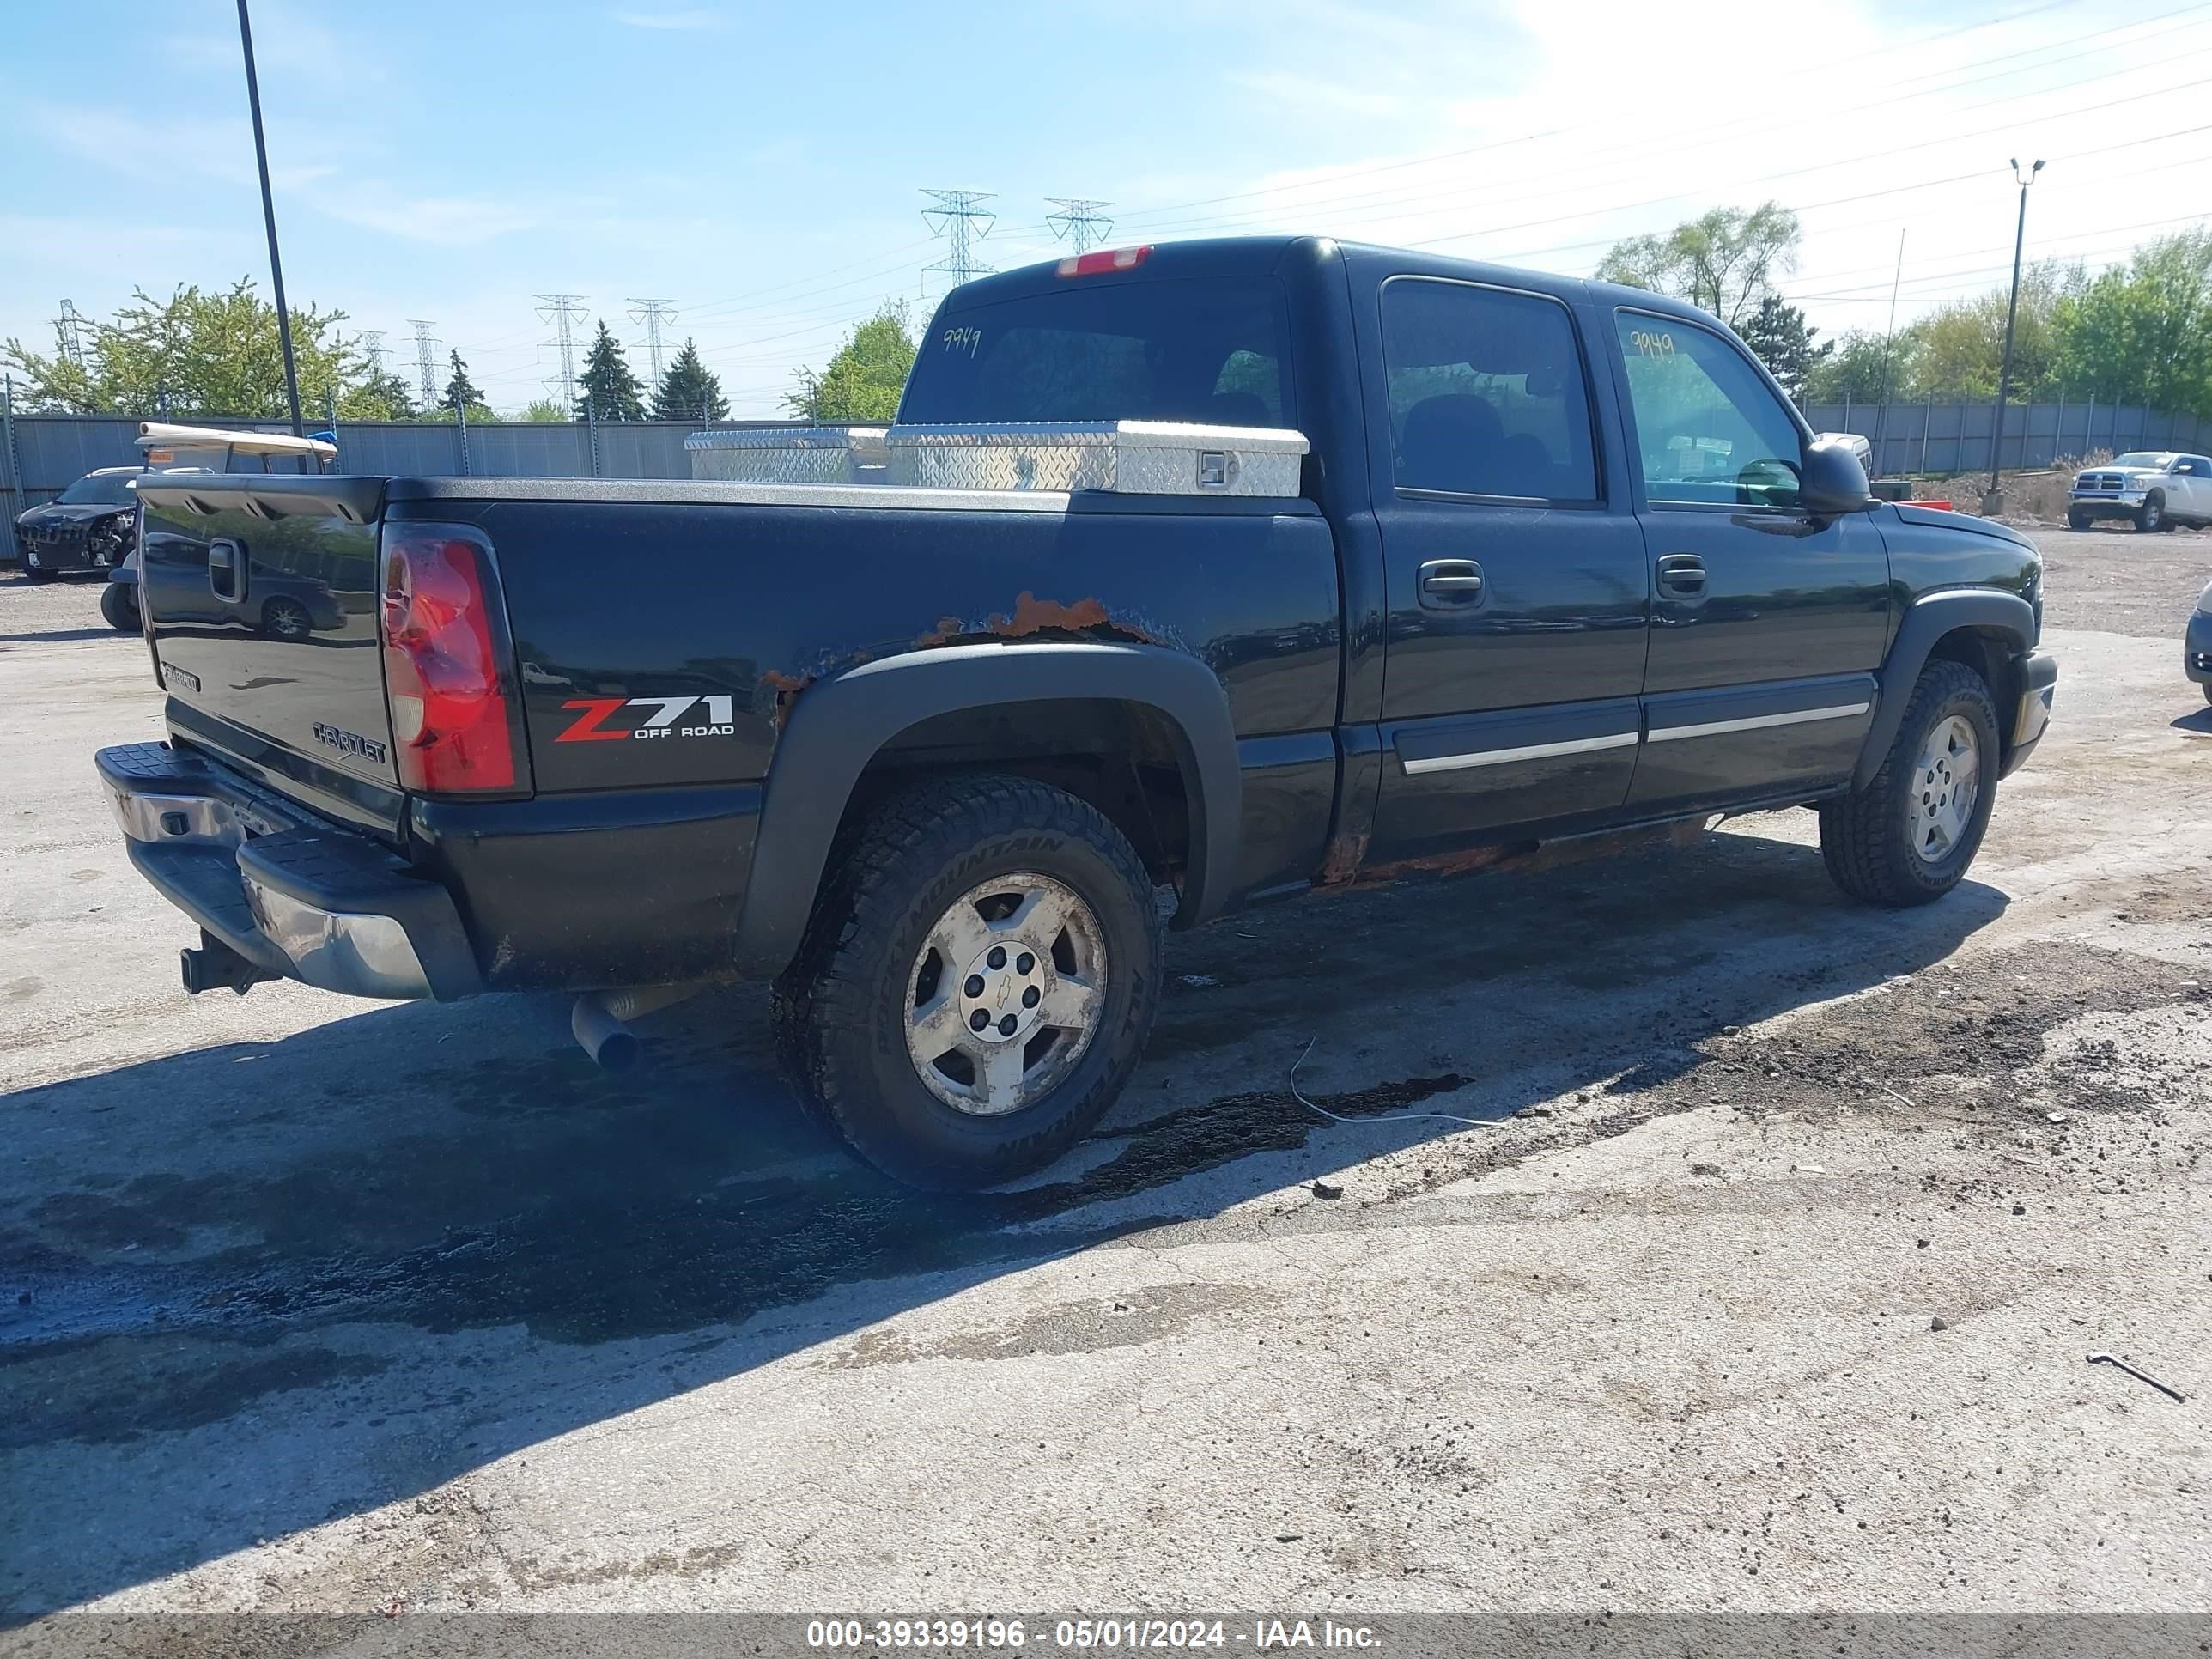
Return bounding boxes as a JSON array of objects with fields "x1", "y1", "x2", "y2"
[
  {"x1": 1986, "y1": 157, "x2": 2045, "y2": 507},
  {"x1": 627, "y1": 298, "x2": 675, "y2": 386},
  {"x1": 1872, "y1": 230, "x2": 1905, "y2": 476},
  {"x1": 56, "y1": 301, "x2": 88, "y2": 370},
  {"x1": 408, "y1": 320, "x2": 440, "y2": 410},
  {"x1": 1047, "y1": 198, "x2": 1115, "y2": 256},
  {"x1": 359, "y1": 329, "x2": 386, "y2": 378},
  {"x1": 537, "y1": 294, "x2": 588, "y2": 411},
  {"x1": 235, "y1": 0, "x2": 303, "y2": 436},
  {"x1": 922, "y1": 190, "x2": 996, "y2": 290}
]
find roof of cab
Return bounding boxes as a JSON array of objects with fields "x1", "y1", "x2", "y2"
[{"x1": 936, "y1": 233, "x2": 1731, "y2": 331}]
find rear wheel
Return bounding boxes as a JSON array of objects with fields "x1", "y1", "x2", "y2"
[
  {"x1": 1819, "y1": 659, "x2": 2000, "y2": 907},
  {"x1": 774, "y1": 775, "x2": 1162, "y2": 1190},
  {"x1": 262, "y1": 597, "x2": 312, "y2": 640},
  {"x1": 99, "y1": 582, "x2": 138, "y2": 633},
  {"x1": 2136, "y1": 492, "x2": 2165, "y2": 532}
]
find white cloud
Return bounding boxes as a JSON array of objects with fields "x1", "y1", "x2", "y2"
[{"x1": 28, "y1": 103, "x2": 337, "y2": 193}]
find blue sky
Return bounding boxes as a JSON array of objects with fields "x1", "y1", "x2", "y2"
[{"x1": 5, "y1": 0, "x2": 2209, "y2": 416}]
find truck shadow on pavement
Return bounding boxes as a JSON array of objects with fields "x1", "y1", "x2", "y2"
[{"x1": 0, "y1": 827, "x2": 2007, "y2": 1619}]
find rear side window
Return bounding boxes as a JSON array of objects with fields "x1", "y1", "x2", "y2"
[
  {"x1": 898, "y1": 277, "x2": 1292, "y2": 427},
  {"x1": 1380, "y1": 277, "x2": 1599, "y2": 503}
]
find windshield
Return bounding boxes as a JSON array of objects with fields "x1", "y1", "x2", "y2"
[
  {"x1": 54, "y1": 471, "x2": 137, "y2": 507},
  {"x1": 898, "y1": 276, "x2": 1293, "y2": 427},
  {"x1": 2111, "y1": 452, "x2": 2176, "y2": 469}
]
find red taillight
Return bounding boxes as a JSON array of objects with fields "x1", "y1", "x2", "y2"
[
  {"x1": 380, "y1": 530, "x2": 525, "y2": 794},
  {"x1": 1055, "y1": 244, "x2": 1152, "y2": 278}
]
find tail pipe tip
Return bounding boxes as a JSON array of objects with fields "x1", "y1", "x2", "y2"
[{"x1": 571, "y1": 983, "x2": 703, "y2": 1071}]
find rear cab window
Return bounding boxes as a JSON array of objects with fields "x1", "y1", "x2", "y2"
[
  {"x1": 897, "y1": 277, "x2": 1295, "y2": 428},
  {"x1": 1378, "y1": 276, "x2": 1599, "y2": 503}
]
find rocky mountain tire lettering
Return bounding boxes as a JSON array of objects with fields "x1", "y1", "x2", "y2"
[{"x1": 556, "y1": 695, "x2": 738, "y2": 742}]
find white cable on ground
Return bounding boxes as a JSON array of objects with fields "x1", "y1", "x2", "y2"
[{"x1": 1289, "y1": 1037, "x2": 1492, "y2": 1130}]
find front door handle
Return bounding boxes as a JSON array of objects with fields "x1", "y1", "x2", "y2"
[
  {"x1": 1419, "y1": 558, "x2": 1486, "y2": 608},
  {"x1": 1655, "y1": 553, "x2": 1706, "y2": 599}
]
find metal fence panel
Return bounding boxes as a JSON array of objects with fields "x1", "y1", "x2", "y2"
[
  {"x1": 1, "y1": 414, "x2": 806, "y2": 531},
  {"x1": 1805, "y1": 401, "x2": 2206, "y2": 476}
]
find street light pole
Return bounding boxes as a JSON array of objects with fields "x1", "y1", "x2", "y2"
[
  {"x1": 236, "y1": 0, "x2": 304, "y2": 438},
  {"x1": 1986, "y1": 157, "x2": 2044, "y2": 503}
]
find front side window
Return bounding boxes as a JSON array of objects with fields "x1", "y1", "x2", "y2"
[
  {"x1": 1613, "y1": 313, "x2": 1804, "y2": 508},
  {"x1": 1380, "y1": 278, "x2": 1597, "y2": 502}
]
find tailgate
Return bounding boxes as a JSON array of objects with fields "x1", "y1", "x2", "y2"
[{"x1": 134, "y1": 475, "x2": 402, "y2": 838}]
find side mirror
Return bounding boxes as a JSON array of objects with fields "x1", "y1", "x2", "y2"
[{"x1": 1800, "y1": 438, "x2": 1874, "y2": 515}]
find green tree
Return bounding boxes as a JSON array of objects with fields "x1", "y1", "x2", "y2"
[
  {"x1": 1900, "y1": 261, "x2": 2077, "y2": 403},
  {"x1": 1737, "y1": 295, "x2": 1831, "y2": 403},
  {"x1": 1802, "y1": 330, "x2": 1908, "y2": 406},
  {"x1": 1596, "y1": 203, "x2": 1802, "y2": 329},
  {"x1": 2, "y1": 279, "x2": 355, "y2": 417},
  {"x1": 336, "y1": 365, "x2": 418, "y2": 421},
  {"x1": 2050, "y1": 229, "x2": 2212, "y2": 418},
  {"x1": 440, "y1": 350, "x2": 493, "y2": 421},
  {"x1": 520, "y1": 397, "x2": 569, "y2": 422},
  {"x1": 651, "y1": 337, "x2": 728, "y2": 422},
  {"x1": 575, "y1": 320, "x2": 646, "y2": 422},
  {"x1": 784, "y1": 301, "x2": 916, "y2": 422}
]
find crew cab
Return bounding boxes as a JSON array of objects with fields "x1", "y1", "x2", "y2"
[
  {"x1": 2067, "y1": 450, "x2": 2212, "y2": 532},
  {"x1": 96, "y1": 236, "x2": 2058, "y2": 1189}
]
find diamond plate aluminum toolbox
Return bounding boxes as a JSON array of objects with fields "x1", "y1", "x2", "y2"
[
  {"x1": 884, "y1": 422, "x2": 1307, "y2": 496},
  {"x1": 685, "y1": 426, "x2": 889, "y2": 484}
]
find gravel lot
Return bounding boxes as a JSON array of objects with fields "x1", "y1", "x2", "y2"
[{"x1": 2, "y1": 529, "x2": 2209, "y2": 1642}]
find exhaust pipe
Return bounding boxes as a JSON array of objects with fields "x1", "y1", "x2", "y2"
[{"x1": 571, "y1": 983, "x2": 702, "y2": 1071}]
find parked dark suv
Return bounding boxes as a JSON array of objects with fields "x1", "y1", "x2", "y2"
[{"x1": 14, "y1": 465, "x2": 211, "y2": 580}]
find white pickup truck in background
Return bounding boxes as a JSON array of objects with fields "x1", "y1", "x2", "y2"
[{"x1": 2067, "y1": 450, "x2": 2212, "y2": 532}]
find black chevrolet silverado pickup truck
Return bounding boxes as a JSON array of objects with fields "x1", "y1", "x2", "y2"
[{"x1": 97, "y1": 235, "x2": 2057, "y2": 1188}]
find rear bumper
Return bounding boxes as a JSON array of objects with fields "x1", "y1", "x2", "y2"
[
  {"x1": 95, "y1": 742, "x2": 482, "y2": 1001},
  {"x1": 2001, "y1": 649, "x2": 2058, "y2": 779}
]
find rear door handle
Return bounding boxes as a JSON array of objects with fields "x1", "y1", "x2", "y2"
[
  {"x1": 1419, "y1": 559, "x2": 1485, "y2": 608},
  {"x1": 1656, "y1": 553, "x2": 1706, "y2": 599}
]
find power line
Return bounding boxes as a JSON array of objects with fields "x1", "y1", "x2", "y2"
[
  {"x1": 922, "y1": 189, "x2": 996, "y2": 289},
  {"x1": 627, "y1": 298, "x2": 676, "y2": 386},
  {"x1": 1047, "y1": 198, "x2": 1115, "y2": 255},
  {"x1": 407, "y1": 319, "x2": 439, "y2": 409},
  {"x1": 536, "y1": 294, "x2": 588, "y2": 410}
]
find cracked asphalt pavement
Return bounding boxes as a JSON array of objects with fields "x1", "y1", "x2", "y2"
[{"x1": 2, "y1": 527, "x2": 2209, "y2": 1638}]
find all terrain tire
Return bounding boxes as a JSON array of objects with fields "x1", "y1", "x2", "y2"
[
  {"x1": 1819, "y1": 659, "x2": 2001, "y2": 907},
  {"x1": 773, "y1": 775, "x2": 1163, "y2": 1190}
]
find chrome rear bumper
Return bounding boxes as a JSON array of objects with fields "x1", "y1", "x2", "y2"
[{"x1": 95, "y1": 742, "x2": 482, "y2": 1001}]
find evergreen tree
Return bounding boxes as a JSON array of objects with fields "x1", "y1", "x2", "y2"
[
  {"x1": 651, "y1": 337, "x2": 728, "y2": 422},
  {"x1": 575, "y1": 320, "x2": 646, "y2": 422},
  {"x1": 1737, "y1": 295, "x2": 1831, "y2": 404},
  {"x1": 337, "y1": 364, "x2": 418, "y2": 421},
  {"x1": 440, "y1": 350, "x2": 491, "y2": 419}
]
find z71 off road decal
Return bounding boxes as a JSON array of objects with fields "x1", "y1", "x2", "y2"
[{"x1": 556, "y1": 696, "x2": 738, "y2": 743}]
